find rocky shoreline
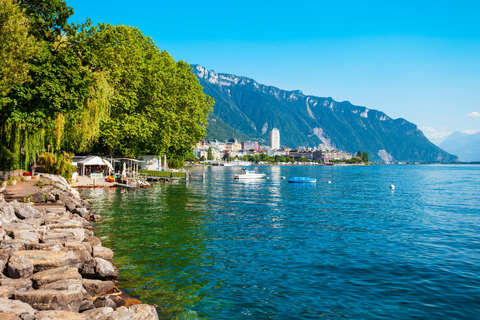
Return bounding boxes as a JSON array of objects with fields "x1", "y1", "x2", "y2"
[{"x1": 0, "y1": 174, "x2": 159, "y2": 319}]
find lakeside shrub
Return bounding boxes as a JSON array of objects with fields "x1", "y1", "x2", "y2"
[{"x1": 38, "y1": 152, "x2": 76, "y2": 182}]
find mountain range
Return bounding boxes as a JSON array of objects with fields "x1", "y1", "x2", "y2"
[
  {"x1": 439, "y1": 131, "x2": 480, "y2": 162},
  {"x1": 193, "y1": 65, "x2": 457, "y2": 163}
]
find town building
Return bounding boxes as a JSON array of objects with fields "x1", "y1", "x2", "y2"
[{"x1": 269, "y1": 128, "x2": 280, "y2": 149}]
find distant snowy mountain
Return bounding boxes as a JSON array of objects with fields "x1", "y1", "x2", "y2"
[
  {"x1": 439, "y1": 131, "x2": 480, "y2": 162},
  {"x1": 194, "y1": 65, "x2": 457, "y2": 163}
]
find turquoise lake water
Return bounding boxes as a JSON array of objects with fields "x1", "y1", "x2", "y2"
[{"x1": 81, "y1": 165, "x2": 480, "y2": 319}]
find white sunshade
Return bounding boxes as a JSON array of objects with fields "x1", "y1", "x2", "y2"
[{"x1": 78, "y1": 156, "x2": 113, "y2": 171}]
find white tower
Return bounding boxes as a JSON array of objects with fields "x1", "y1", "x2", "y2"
[{"x1": 269, "y1": 128, "x2": 280, "y2": 150}]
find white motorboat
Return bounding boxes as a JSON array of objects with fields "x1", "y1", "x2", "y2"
[
  {"x1": 223, "y1": 160, "x2": 252, "y2": 167},
  {"x1": 234, "y1": 168, "x2": 266, "y2": 179}
]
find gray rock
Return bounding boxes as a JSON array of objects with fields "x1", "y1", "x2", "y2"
[
  {"x1": 31, "y1": 267, "x2": 82, "y2": 289},
  {"x1": 10, "y1": 250, "x2": 80, "y2": 273},
  {"x1": 31, "y1": 192, "x2": 46, "y2": 203},
  {"x1": 41, "y1": 228, "x2": 85, "y2": 244},
  {"x1": 24, "y1": 243, "x2": 64, "y2": 251},
  {"x1": 80, "y1": 307, "x2": 114, "y2": 318},
  {"x1": 65, "y1": 202, "x2": 76, "y2": 212},
  {"x1": 0, "y1": 298, "x2": 36, "y2": 320},
  {"x1": 82, "y1": 279, "x2": 115, "y2": 297},
  {"x1": 40, "y1": 279, "x2": 87, "y2": 296},
  {"x1": 35, "y1": 310, "x2": 84, "y2": 320},
  {"x1": 14, "y1": 206, "x2": 41, "y2": 220},
  {"x1": 93, "y1": 295, "x2": 117, "y2": 309},
  {"x1": 0, "y1": 248, "x2": 11, "y2": 273},
  {"x1": 11, "y1": 230, "x2": 39, "y2": 245},
  {"x1": 81, "y1": 242, "x2": 92, "y2": 254},
  {"x1": 64, "y1": 242, "x2": 92, "y2": 264},
  {"x1": 0, "y1": 202, "x2": 17, "y2": 223},
  {"x1": 108, "y1": 294, "x2": 126, "y2": 308},
  {"x1": 7, "y1": 253, "x2": 34, "y2": 278},
  {"x1": 80, "y1": 258, "x2": 118, "y2": 280},
  {"x1": 0, "y1": 228, "x2": 6, "y2": 240},
  {"x1": 0, "y1": 239, "x2": 25, "y2": 251},
  {"x1": 78, "y1": 299, "x2": 95, "y2": 312},
  {"x1": 14, "y1": 289, "x2": 84, "y2": 312},
  {"x1": 0, "y1": 311, "x2": 22, "y2": 320},
  {"x1": 73, "y1": 207, "x2": 89, "y2": 218},
  {"x1": 92, "y1": 246, "x2": 114, "y2": 261},
  {"x1": 0, "y1": 278, "x2": 33, "y2": 293},
  {"x1": 113, "y1": 304, "x2": 159, "y2": 320},
  {"x1": 88, "y1": 236, "x2": 101, "y2": 247},
  {"x1": 0, "y1": 285, "x2": 15, "y2": 299},
  {"x1": 47, "y1": 221, "x2": 83, "y2": 230}
]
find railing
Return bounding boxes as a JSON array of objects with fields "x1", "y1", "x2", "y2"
[{"x1": 90, "y1": 173, "x2": 104, "y2": 179}]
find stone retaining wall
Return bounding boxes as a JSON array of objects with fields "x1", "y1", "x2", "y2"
[{"x1": 0, "y1": 174, "x2": 160, "y2": 319}]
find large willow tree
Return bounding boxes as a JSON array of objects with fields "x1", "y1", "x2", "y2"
[
  {"x1": 0, "y1": 0, "x2": 213, "y2": 171},
  {"x1": 73, "y1": 23, "x2": 214, "y2": 162}
]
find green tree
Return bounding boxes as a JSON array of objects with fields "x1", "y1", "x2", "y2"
[
  {"x1": 207, "y1": 147, "x2": 214, "y2": 160},
  {"x1": 0, "y1": 0, "x2": 39, "y2": 107},
  {"x1": 356, "y1": 150, "x2": 362, "y2": 158},
  {"x1": 74, "y1": 23, "x2": 213, "y2": 160},
  {"x1": 362, "y1": 152, "x2": 369, "y2": 163}
]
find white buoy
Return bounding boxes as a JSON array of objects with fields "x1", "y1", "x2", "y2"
[
  {"x1": 328, "y1": 181, "x2": 331, "y2": 184},
  {"x1": 280, "y1": 176, "x2": 285, "y2": 179},
  {"x1": 390, "y1": 184, "x2": 395, "y2": 189}
]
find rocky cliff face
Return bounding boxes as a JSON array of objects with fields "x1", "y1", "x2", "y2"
[{"x1": 194, "y1": 65, "x2": 457, "y2": 162}]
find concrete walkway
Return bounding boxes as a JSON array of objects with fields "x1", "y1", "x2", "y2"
[{"x1": 71, "y1": 176, "x2": 116, "y2": 188}]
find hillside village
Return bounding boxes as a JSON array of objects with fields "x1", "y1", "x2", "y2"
[{"x1": 194, "y1": 128, "x2": 357, "y2": 163}]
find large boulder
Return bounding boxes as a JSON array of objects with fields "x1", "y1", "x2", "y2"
[
  {"x1": 35, "y1": 310, "x2": 84, "y2": 320},
  {"x1": 10, "y1": 250, "x2": 80, "y2": 273},
  {"x1": 0, "y1": 201, "x2": 17, "y2": 225},
  {"x1": 0, "y1": 298, "x2": 36, "y2": 320},
  {"x1": 7, "y1": 253, "x2": 34, "y2": 278},
  {"x1": 0, "y1": 311, "x2": 21, "y2": 319},
  {"x1": 0, "y1": 248, "x2": 11, "y2": 273},
  {"x1": 92, "y1": 246, "x2": 114, "y2": 261},
  {"x1": 93, "y1": 295, "x2": 117, "y2": 309},
  {"x1": 64, "y1": 242, "x2": 92, "y2": 264},
  {"x1": 0, "y1": 285, "x2": 15, "y2": 299},
  {"x1": 80, "y1": 258, "x2": 118, "y2": 280},
  {"x1": 112, "y1": 304, "x2": 159, "y2": 320},
  {"x1": 14, "y1": 289, "x2": 84, "y2": 312},
  {"x1": 41, "y1": 279, "x2": 87, "y2": 296},
  {"x1": 0, "y1": 278, "x2": 33, "y2": 293},
  {"x1": 13, "y1": 206, "x2": 42, "y2": 220},
  {"x1": 81, "y1": 307, "x2": 114, "y2": 318},
  {"x1": 82, "y1": 279, "x2": 115, "y2": 297},
  {"x1": 11, "y1": 230, "x2": 39, "y2": 245},
  {"x1": 41, "y1": 229, "x2": 85, "y2": 244},
  {"x1": 0, "y1": 202, "x2": 17, "y2": 224},
  {"x1": 31, "y1": 267, "x2": 82, "y2": 289},
  {"x1": 73, "y1": 207, "x2": 89, "y2": 218}
]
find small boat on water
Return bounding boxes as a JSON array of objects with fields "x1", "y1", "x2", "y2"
[
  {"x1": 234, "y1": 168, "x2": 266, "y2": 179},
  {"x1": 288, "y1": 177, "x2": 316, "y2": 183},
  {"x1": 223, "y1": 160, "x2": 252, "y2": 167}
]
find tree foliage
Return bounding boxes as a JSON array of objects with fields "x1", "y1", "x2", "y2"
[
  {"x1": 0, "y1": 1, "x2": 213, "y2": 172},
  {"x1": 0, "y1": 0, "x2": 39, "y2": 107}
]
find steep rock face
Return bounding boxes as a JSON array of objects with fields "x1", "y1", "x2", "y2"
[{"x1": 194, "y1": 65, "x2": 457, "y2": 162}]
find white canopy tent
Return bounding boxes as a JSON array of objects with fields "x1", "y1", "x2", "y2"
[{"x1": 77, "y1": 156, "x2": 113, "y2": 176}]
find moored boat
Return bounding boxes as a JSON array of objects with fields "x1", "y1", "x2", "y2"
[
  {"x1": 234, "y1": 168, "x2": 266, "y2": 179},
  {"x1": 288, "y1": 177, "x2": 316, "y2": 183}
]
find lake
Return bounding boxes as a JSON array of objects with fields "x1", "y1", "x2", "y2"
[{"x1": 81, "y1": 164, "x2": 480, "y2": 319}]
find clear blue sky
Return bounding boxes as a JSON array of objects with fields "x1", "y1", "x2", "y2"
[{"x1": 67, "y1": 0, "x2": 480, "y2": 144}]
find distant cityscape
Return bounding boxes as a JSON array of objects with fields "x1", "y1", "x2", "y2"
[{"x1": 195, "y1": 129, "x2": 354, "y2": 162}]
